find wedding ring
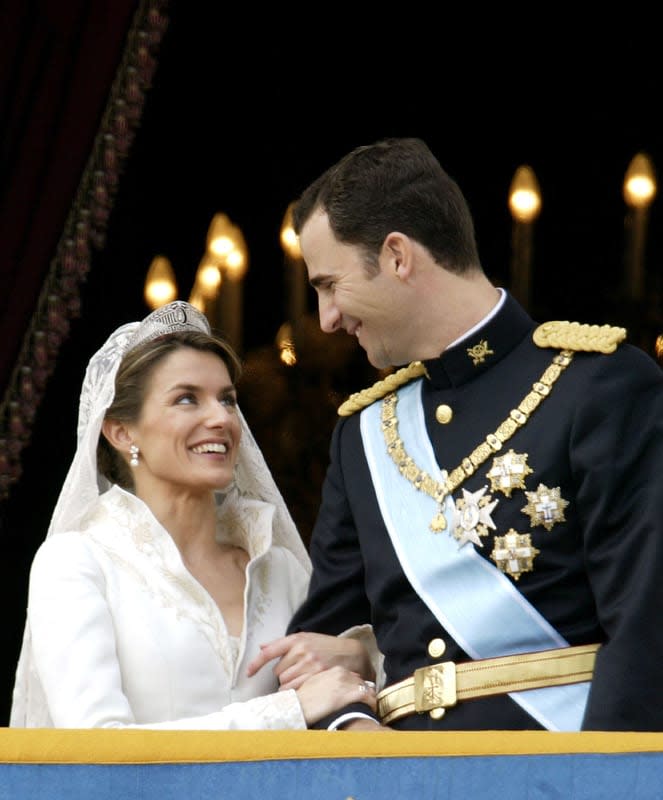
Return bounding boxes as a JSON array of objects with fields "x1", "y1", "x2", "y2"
[
  {"x1": 358, "y1": 683, "x2": 367, "y2": 693},
  {"x1": 364, "y1": 681, "x2": 376, "y2": 690}
]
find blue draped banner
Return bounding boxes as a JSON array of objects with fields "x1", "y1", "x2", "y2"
[{"x1": 2, "y1": 729, "x2": 663, "y2": 799}]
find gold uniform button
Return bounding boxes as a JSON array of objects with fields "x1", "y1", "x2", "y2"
[
  {"x1": 428, "y1": 638, "x2": 446, "y2": 658},
  {"x1": 435, "y1": 404, "x2": 453, "y2": 424}
]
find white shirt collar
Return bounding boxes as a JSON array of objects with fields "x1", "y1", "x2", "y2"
[{"x1": 446, "y1": 287, "x2": 505, "y2": 351}]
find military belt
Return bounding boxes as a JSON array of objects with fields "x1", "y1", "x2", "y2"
[{"x1": 377, "y1": 643, "x2": 600, "y2": 725}]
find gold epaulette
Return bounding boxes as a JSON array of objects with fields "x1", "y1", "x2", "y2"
[
  {"x1": 337, "y1": 361, "x2": 427, "y2": 417},
  {"x1": 533, "y1": 320, "x2": 627, "y2": 354}
]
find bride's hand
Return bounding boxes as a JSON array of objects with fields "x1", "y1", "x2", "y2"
[{"x1": 246, "y1": 631, "x2": 375, "y2": 689}]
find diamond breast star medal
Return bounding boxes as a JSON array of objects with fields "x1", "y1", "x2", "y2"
[
  {"x1": 451, "y1": 486, "x2": 499, "y2": 548},
  {"x1": 521, "y1": 483, "x2": 569, "y2": 530},
  {"x1": 490, "y1": 529, "x2": 540, "y2": 580},
  {"x1": 486, "y1": 449, "x2": 532, "y2": 497}
]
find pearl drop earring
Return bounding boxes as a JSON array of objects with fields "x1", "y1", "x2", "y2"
[{"x1": 129, "y1": 444, "x2": 140, "y2": 467}]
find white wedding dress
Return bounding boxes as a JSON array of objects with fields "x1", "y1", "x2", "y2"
[{"x1": 12, "y1": 486, "x2": 310, "y2": 730}]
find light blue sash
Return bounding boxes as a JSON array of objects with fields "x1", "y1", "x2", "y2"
[{"x1": 360, "y1": 379, "x2": 590, "y2": 731}]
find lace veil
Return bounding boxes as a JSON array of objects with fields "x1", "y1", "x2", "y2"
[{"x1": 10, "y1": 300, "x2": 310, "y2": 725}]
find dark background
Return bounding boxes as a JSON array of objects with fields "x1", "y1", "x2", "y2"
[{"x1": 1, "y1": 6, "x2": 662, "y2": 724}]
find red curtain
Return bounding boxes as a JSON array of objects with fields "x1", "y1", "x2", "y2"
[{"x1": 0, "y1": 0, "x2": 168, "y2": 498}]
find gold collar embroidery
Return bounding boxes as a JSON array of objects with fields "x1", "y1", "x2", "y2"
[{"x1": 381, "y1": 350, "x2": 574, "y2": 533}]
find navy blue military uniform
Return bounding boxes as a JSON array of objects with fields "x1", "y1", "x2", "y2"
[{"x1": 288, "y1": 293, "x2": 663, "y2": 730}]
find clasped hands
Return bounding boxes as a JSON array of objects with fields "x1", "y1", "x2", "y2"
[{"x1": 246, "y1": 632, "x2": 389, "y2": 730}]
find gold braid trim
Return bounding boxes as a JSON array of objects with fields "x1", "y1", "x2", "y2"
[
  {"x1": 337, "y1": 362, "x2": 427, "y2": 417},
  {"x1": 533, "y1": 321, "x2": 627, "y2": 354},
  {"x1": 338, "y1": 318, "x2": 626, "y2": 418}
]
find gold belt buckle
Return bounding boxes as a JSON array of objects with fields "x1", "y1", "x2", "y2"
[{"x1": 413, "y1": 661, "x2": 457, "y2": 719}]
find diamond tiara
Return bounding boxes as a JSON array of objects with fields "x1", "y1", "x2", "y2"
[{"x1": 127, "y1": 301, "x2": 211, "y2": 352}]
